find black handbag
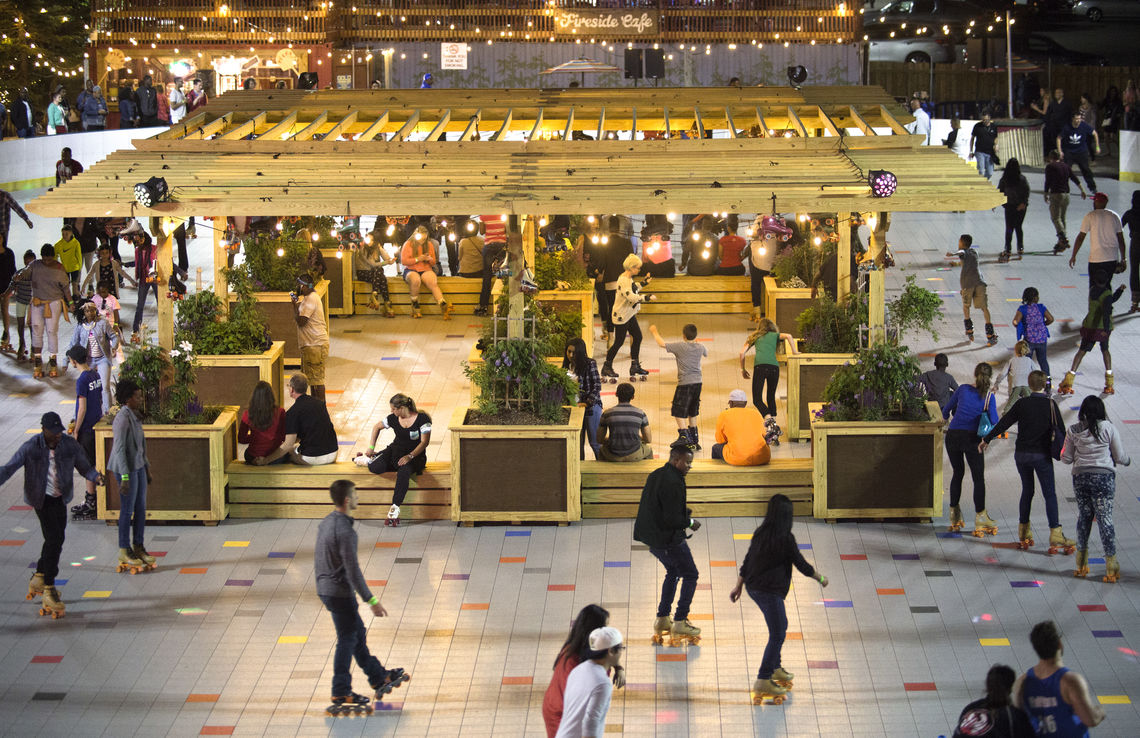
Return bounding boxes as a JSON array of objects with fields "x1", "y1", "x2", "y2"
[{"x1": 1048, "y1": 400, "x2": 1065, "y2": 461}]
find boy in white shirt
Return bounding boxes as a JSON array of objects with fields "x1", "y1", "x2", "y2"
[{"x1": 555, "y1": 627, "x2": 624, "y2": 738}]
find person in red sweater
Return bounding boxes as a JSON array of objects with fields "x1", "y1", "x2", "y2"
[
  {"x1": 541, "y1": 604, "x2": 624, "y2": 738},
  {"x1": 239, "y1": 381, "x2": 286, "y2": 464},
  {"x1": 716, "y1": 214, "x2": 746, "y2": 276}
]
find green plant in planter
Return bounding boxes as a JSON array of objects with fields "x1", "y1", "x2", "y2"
[
  {"x1": 281, "y1": 215, "x2": 339, "y2": 247},
  {"x1": 534, "y1": 248, "x2": 590, "y2": 291},
  {"x1": 797, "y1": 291, "x2": 867, "y2": 353},
  {"x1": 116, "y1": 341, "x2": 221, "y2": 425},
  {"x1": 485, "y1": 294, "x2": 584, "y2": 358},
  {"x1": 819, "y1": 343, "x2": 928, "y2": 422},
  {"x1": 888, "y1": 275, "x2": 943, "y2": 342},
  {"x1": 175, "y1": 271, "x2": 271, "y2": 355},
  {"x1": 770, "y1": 230, "x2": 829, "y2": 289},
  {"x1": 228, "y1": 231, "x2": 312, "y2": 292},
  {"x1": 463, "y1": 338, "x2": 579, "y2": 423}
]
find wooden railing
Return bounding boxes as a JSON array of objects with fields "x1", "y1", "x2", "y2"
[{"x1": 92, "y1": 1, "x2": 862, "y2": 46}]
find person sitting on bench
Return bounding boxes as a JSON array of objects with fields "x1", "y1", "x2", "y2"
[
  {"x1": 598, "y1": 382, "x2": 653, "y2": 462},
  {"x1": 712, "y1": 389, "x2": 771, "y2": 466},
  {"x1": 254, "y1": 373, "x2": 338, "y2": 466}
]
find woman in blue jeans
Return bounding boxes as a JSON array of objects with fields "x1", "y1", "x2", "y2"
[
  {"x1": 564, "y1": 337, "x2": 602, "y2": 459},
  {"x1": 106, "y1": 380, "x2": 157, "y2": 572},
  {"x1": 729, "y1": 494, "x2": 828, "y2": 703}
]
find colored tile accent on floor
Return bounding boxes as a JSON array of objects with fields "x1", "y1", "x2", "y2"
[
  {"x1": 877, "y1": 588, "x2": 905, "y2": 595},
  {"x1": 979, "y1": 638, "x2": 1011, "y2": 646},
  {"x1": 657, "y1": 654, "x2": 687, "y2": 662},
  {"x1": 1092, "y1": 630, "x2": 1123, "y2": 638},
  {"x1": 461, "y1": 603, "x2": 490, "y2": 610},
  {"x1": 258, "y1": 567, "x2": 287, "y2": 575},
  {"x1": 709, "y1": 560, "x2": 737, "y2": 567},
  {"x1": 548, "y1": 584, "x2": 575, "y2": 591},
  {"x1": 505, "y1": 530, "x2": 531, "y2": 537},
  {"x1": 277, "y1": 636, "x2": 308, "y2": 644},
  {"x1": 732, "y1": 533, "x2": 752, "y2": 540},
  {"x1": 225, "y1": 579, "x2": 254, "y2": 587},
  {"x1": 267, "y1": 551, "x2": 295, "y2": 558},
  {"x1": 0, "y1": 540, "x2": 26, "y2": 546},
  {"x1": 222, "y1": 541, "x2": 249, "y2": 548},
  {"x1": 1010, "y1": 581, "x2": 1043, "y2": 588},
  {"x1": 523, "y1": 567, "x2": 551, "y2": 574},
  {"x1": 199, "y1": 728, "x2": 235, "y2": 736},
  {"x1": 1078, "y1": 604, "x2": 1108, "y2": 612},
  {"x1": 365, "y1": 579, "x2": 387, "y2": 587},
  {"x1": 7, "y1": 506, "x2": 31, "y2": 511},
  {"x1": 604, "y1": 561, "x2": 631, "y2": 567},
  {"x1": 892, "y1": 554, "x2": 920, "y2": 561},
  {"x1": 82, "y1": 590, "x2": 111, "y2": 598},
  {"x1": 823, "y1": 600, "x2": 854, "y2": 608},
  {"x1": 911, "y1": 606, "x2": 940, "y2": 614},
  {"x1": 394, "y1": 557, "x2": 422, "y2": 564},
  {"x1": 501, "y1": 676, "x2": 533, "y2": 685},
  {"x1": 1098, "y1": 696, "x2": 1132, "y2": 705},
  {"x1": 186, "y1": 694, "x2": 220, "y2": 703},
  {"x1": 841, "y1": 554, "x2": 868, "y2": 561},
  {"x1": 904, "y1": 683, "x2": 937, "y2": 692},
  {"x1": 442, "y1": 572, "x2": 471, "y2": 579},
  {"x1": 31, "y1": 692, "x2": 66, "y2": 701},
  {"x1": 798, "y1": 543, "x2": 812, "y2": 549},
  {"x1": 786, "y1": 632, "x2": 803, "y2": 640},
  {"x1": 375, "y1": 541, "x2": 402, "y2": 548},
  {"x1": 807, "y1": 660, "x2": 839, "y2": 669},
  {"x1": 180, "y1": 567, "x2": 208, "y2": 574},
  {"x1": 925, "y1": 570, "x2": 953, "y2": 577},
  {"x1": 31, "y1": 655, "x2": 63, "y2": 664}
]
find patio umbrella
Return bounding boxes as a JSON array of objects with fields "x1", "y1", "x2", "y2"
[{"x1": 540, "y1": 57, "x2": 621, "y2": 87}]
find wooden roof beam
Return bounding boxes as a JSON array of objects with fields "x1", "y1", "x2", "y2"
[
  {"x1": 755, "y1": 107, "x2": 770, "y2": 136},
  {"x1": 426, "y1": 110, "x2": 452, "y2": 142},
  {"x1": 291, "y1": 111, "x2": 330, "y2": 142},
  {"x1": 725, "y1": 108, "x2": 738, "y2": 139},
  {"x1": 629, "y1": 108, "x2": 637, "y2": 140},
  {"x1": 258, "y1": 111, "x2": 299, "y2": 141},
  {"x1": 528, "y1": 108, "x2": 545, "y2": 141},
  {"x1": 562, "y1": 107, "x2": 575, "y2": 141},
  {"x1": 460, "y1": 110, "x2": 482, "y2": 142},
  {"x1": 878, "y1": 105, "x2": 911, "y2": 136},
  {"x1": 848, "y1": 106, "x2": 876, "y2": 136},
  {"x1": 693, "y1": 108, "x2": 705, "y2": 139},
  {"x1": 218, "y1": 112, "x2": 267, "y2": 140},
  {"x1": 815, "y1": 106, "x2": 841, "y2": 137},
  {"x1": 356, "y1": 111, "x2": 390, "y2": 142},
  {"x1": 157, "y1": 112, "x2": 208, "y2": 139},
  {"x1": 392, "y1": 110, "x2": 422, "y2": 142},
  {"x1": 786, "y1": 107, "x2": 808, "y2": 137},
  {"x1": 663, "y1": 107, "x2": 671, "y2": 138},
  {"x1": 181, "y1": 112, "x2": 234, "y2": 140},
  {"x1": 491, "y1": 109, "x2": 513, "y2": 141},
  {"x1": 321, "y1": 111, "x2": 359, "y2": 141},
  {"x1": 596, "y1": 107, "x2": 606, "y2": 140}
]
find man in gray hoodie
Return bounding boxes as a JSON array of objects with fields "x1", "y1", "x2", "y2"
[{"x1": 316, "y1": 480, "x2": 408, "y2": 713}]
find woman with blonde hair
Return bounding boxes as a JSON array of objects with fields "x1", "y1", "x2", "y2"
[
  {"x1": 601, "y1": 253, "x2": 655, "y2": 381},
  {"x1": 739, "y1": 318, "x2": 795, "y2": 443},
  {"x1": 400, "y1": 225, "x2": 451, "y2": 319}
]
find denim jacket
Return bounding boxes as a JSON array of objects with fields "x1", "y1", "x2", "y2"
[
  {"x1": 70, "y1": 318, "x2": 118, "y2": 361},
  {"x1": 0, "y1": 433, "x2": 98, "y2": 509}
]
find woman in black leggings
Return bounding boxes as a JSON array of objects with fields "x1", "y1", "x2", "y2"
[
  {"x1": 601, "y1": 254, "x2": 656, "y2": 380},
  {"x1": 358, "y1": 393, "x2": 432, "y2": 527}
]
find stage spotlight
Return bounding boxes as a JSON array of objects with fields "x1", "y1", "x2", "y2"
[
  {"x1": 868, "y1": 170, "x2": 898, "y2": 198},
  {"x1": 787, "y1": 65, "x2": 807, "y2": 89},
  {"x1": 133, "y1": 176, "x2": 169, "y2": 208}
]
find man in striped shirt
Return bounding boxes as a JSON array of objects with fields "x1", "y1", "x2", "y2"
[{"x1": 474, "y1": 214, "x2": 507, "y2": 315}]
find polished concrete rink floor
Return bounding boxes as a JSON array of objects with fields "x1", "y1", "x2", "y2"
[{"x1": 1, "y1": 176, "x2": 1139, "y2": 736}]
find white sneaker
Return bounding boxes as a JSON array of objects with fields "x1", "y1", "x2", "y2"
[{"x1": 352, "y1": 453, "x2": 371, "y2": 467}]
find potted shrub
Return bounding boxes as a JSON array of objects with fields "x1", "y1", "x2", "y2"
[
  {"x1": 451, "y1": 335, "x2": 584, "y2": 523},
  {"x1": 94, "y1": 342, "x2": 238, "y2": 523},
  {"x1": 175, "y1": 269, "x2": 285, "y2": 416},
  {"x1": 762, "y1": 217, "x2": 828, "y2": 335},
  {"x1": 809, "y1": 343, "x2": 944, "y2": 522}
]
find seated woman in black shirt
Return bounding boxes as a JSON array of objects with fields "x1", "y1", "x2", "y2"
[{"x1": 357, "y1": 393, "x2": 432, "y2": 527}]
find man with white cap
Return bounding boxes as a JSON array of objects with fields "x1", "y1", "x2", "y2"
[
  {"x1": 555, "y1": 626, "x2": 624, "y2": 738},
  {"x1": 713, "y1": 389, "x2": 771, "y2": 466}
]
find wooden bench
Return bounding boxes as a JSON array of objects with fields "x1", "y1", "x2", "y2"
[
  {"x1": 226, "y1": 461, "x2": 452, "y2": 520},
  {"x1": 581, "y1": 458, "x2": 814, "y2": 518},
  {"x1": 354, "y1": 276, "x2": 483, "y2": 316}
]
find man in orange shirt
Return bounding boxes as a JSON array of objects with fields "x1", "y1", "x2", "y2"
[{"x1": 712, "y1": 389, "x2": 771, "y2": 466}]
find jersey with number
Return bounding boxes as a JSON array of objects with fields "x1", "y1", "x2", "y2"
[{"x1": 1023, "y1": 667, "x2": 1088, "y2": 738}]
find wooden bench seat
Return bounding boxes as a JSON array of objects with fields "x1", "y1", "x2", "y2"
[
  {"x1": 581, "y1": 458, "x2": 813, "y2": 518},
  {"x1": 226, "y1": 461, "x2": 452, "y2": 520},
  {"x1": 354, "y1": 277, "x2": 483, "y2": 316}
]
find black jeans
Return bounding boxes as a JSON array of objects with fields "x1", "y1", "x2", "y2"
[
  {"x1": 750, "y1": 268, "x2": 770, "y2": 310},
  {"x1": 605, "y1": 317, "x2": 642, "y2": 366},
  {"x1": 751, "y1": 363, "x2": 780, "y2": 417},
  {"x1": 1003, "y1": 205, "x2": 1026, "y2": 253},
  {"x1": 1065, "y1": 149, "x2": 1096, "y2": 191},
  {"x1": 477, "y1": 241, "x2": 506, "y2": 308},
  {"x1": 319, "y1": 595, "x2": 387, "y2": 697},
  {"x1": 594, "y1": 280, "x2": 613, "y2": 332},
  {"x1": 174, "y1": 224, "x2": 188, "y2": 275},
  {"x1": 649, "y1": 540, "x2": 699, "y2": 620},
  {"x1": 1130, "y1": 237, "x2": 1139, "y2": 303},
  {"x1": 945, "y1": 429, "x2": 986, "y2": 511},
  {"x1": 746, "y1": 588, "x2": 787, "y2": 680},
  {"x1": 368, "y1": 446, "x2": 427, "y2": 506},
  {"x1": 1015, "y1": 450, "x2": 1059, "y2": 528},
  {"x1": 35, "y1": 495, "x2": 67, "y2": 585}
]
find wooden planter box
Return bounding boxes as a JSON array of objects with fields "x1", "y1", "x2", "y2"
[
  {"x1": 194, "y1": 341, "x2": 285, "y2": 418},
  {"x1": 94, "y1": 406, "x2": 239, "y2": 524},
  {"x1": 784, "y1": 346, "x2": 857, "y2": 442},
  {"x1": 809, "y1": 400, "x2": 944, "y2": 522},
  {"x1": 230, "y1": 280, "x2": 329, "y2": 366},
  {"x1": 491, "y1": 286, "x2": 594, "y2": 358},
  {"x1": 448, "y1": 405, "x2": 585, "y2": 523},
  {"x1": 321, "y1": 248, "x2": 355, "y2": 316},
  {"x1": 465, "y1": 344, "x2": 565, "y2": 403},
  {"x1": 763, "y1": 276, "x2": 814, "y2": 338}
]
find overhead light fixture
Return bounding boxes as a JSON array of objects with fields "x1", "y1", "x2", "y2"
[
  {"x1": 133, "y1": 176, "x2": 169, "y2": 207},
  {"x1": 868, "y1": 170, "x2": 897, "y2": 198}
]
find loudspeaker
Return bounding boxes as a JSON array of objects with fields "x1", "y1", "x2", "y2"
[
  {"x1": 624, "y1": 48, "x2": 643, "y2": 80},
  {"x1": 298, "y1": 72, "x2": 319, "y2": 90},
  {"x1": 644, "y1": 49, "x2": 665, "y2": 79}
]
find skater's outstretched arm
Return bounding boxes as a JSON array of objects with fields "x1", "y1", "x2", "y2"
[{"x1": 649, "y1": 324, "x2": 667, "y2": 348}]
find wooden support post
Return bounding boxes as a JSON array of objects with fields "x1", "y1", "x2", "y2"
[
  {"x1": 837, "y1": 212, "x2": 852, "y2": 300},
  {"x1": 213, "y1": 216, "x2": 228, "y2": 302},
  {"x1": 865, "y1": 211, "x2": 890, "y2": 268},
  {"x1": 506, "y1": 220, "x2": 526, "y2": 340},
  {"x1": 156, "y1": 233, "x2": 174, "y2": 350},
  {"x1": 868, "y1": 269, "x2": 886, "y2": 347}
]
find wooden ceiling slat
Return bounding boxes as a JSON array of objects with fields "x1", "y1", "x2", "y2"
[
  {"x1": 258, "y1": 111, "x2": 299, "y2": 141},
  {"x1": 596, "y1": 107, "x2": 606, "y2": 140},
  {"x1": 847, "y1": 106, "x2": 876, "y2": 136},
  {"x1": 459, "y1": 110, "x2": 482, "y2": 142},
  {"x1": 182, "y1": 112, "x2": 233, "y2": 141},
  {"x1": 786, "y1": 107, "x2": 808, "y2": 138},
  {"x1": 694, "y1": 108, "x2": 705, "y2": 139},
  {"x1": 321, "y1": 111, "x2": 359, "y2": 141},
  {"x1": 725, "y1": 108, "x2": 737, "y2": 139},
  {"x1": 815, "y1": 106, "x2": 841, "y2": 138},
  {"x1": 878, "y1": 105, "x2": 912, "y2": 137},
  {"x1": 218, "y1": 112, "x2": 267, "y2": 140},
  {"x1": 491, "y1": 109, "x2": 513, "y2": 141},
  {"x1": 156, "y1": 112, "x2": 208, "y2": 139},
  {"x1": 426, "y1": 110, "x2": 452, "y2": 142},
  {"x1": 356, "y1": 111, "x2": 390, "y2": 142},
  {"x1": 291, "y1": 111, "x2": 330, "y2": 142},
  {"x1": 528, "y1": 108, "x2": 544, "y2": 142},
  {"x1": 562, "y1": 108, "x2": 574, "y2": 142},
  {"x1": 755, "y1": 107, "x2": 769, "y2": 136},
  {"x1": 392, "y1": 110, "x2": 421, "y2": 142}
]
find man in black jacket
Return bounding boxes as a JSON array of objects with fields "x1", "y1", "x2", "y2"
[
  {"x1": 136, "y1": 75, "x2": 159, "y2": 127},
  {"x1": 634, "y1": 442, "x2": 702, "y2": 646}
]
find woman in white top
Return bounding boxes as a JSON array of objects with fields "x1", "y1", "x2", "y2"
[
  {"x1": 601, "y1": 254, "x2": 655, "y2": 380},
  {"x1": 1061, "y1": 395, "x2": 1130, "y2": 582}
]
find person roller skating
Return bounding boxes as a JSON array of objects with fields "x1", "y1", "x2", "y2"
[
  {"x1": 604, "y1": 254, "x2": 655, "y2": 382},
  {"x1": 599, "y1": 362, "x2": 618, "y2": 384},
  {"x1": 946, "y1": 235, "x2": 992, "y2": 345},
  {"x1": 70, "y1": 494, "x2": 97, "y2": 521},
  {"x1": 39, "y1": 585, "x2": 65, "y2": 619},
  {"x1": 731, "y1": 494, "x2": 828, "y2": 707},
  {"x1": 650, "y1": 616, "x2": 672, "y2": 646},
  {"x1": 1056, "y1": 370, "x2": 1076, "y2": 396},
  {"x1": 326, "y1": 692, "x2": 372, "y2": 716},
  {"x1": 361, "y1": 393, "x2": 432, "y2": 530},
  {"x1": 1059, "y1": 284, "x2": 1125, "y2": 397},
  {"x1": 33, "y1": 355, "x2": 44, "y2": 378},
  {"x1": 973, "y1": 510, "x2": 999, "y2": 538},
  {"x1": 944, "y1": 364, "x2": 998, "y2": 537},
  {"x1": 984, "y1": 323, "x2": 999, "y2": 347},
  {"x1": 964, "y1": 318, "x2": 974, "y2": 342},
  {"x1": 27, "y1": 571, "x2": 45, "y2": 602},
  {"x1": 1017, "y1": 523, "x2": 1035, "y2": 550},
  {"x1": 1074, "y1": 549, "x2": 1090, "y2": 578},
  {"x1": 47, "y1": 355, "x2": 59, "y2": 378},
  {"x1": 948, "y1": 505, "x2": 964, "y2": 532},
  {"x1": 670, "y1": 617, "x2": 701, "y2": 647},
  {"x1": 628, "y1": 360, "x2": 648, "y2": 382},
  {"x1": 1103, "y1": 556, "x2": 1120, "y2": 583},
  {"x1": 1047, "y1": 526, "x2": 1076, "y2": 556},
  {"x1": 117, "y1": 547, "x2": 148, "y2": 575},
  {"x1": 133, "y1": 543, "x2": 158, "y2": 570}
]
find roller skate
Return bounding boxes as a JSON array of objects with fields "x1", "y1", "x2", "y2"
[
  {"x1": 600, "y1": 361, "x2": 618, "y2": 384},
  {"x1": 70, "y1": 493, "x2": 98, "y2": 521},
  {"x1": 600, "y1": 330, "x2": 611, "y2": 347},
  {"x1": 1016, "y1": 523, "x2": 1035, "y2": 550},
  {"x1": 385, "y1": 504, "x2": 400, "y2": 527},
  {"x1": 1053, "y1": 236, "x2": 1070, "y2": 255},
  {"x1": 997, "y1": 250, "x2": 1011, "y2": 264},
  {"x1": 650, "y1": 616, "x2": 673, "y2": 645},
  {"x1": 39, "y1": 585, "x2": 64, "y2": 619},
  {"x1": 629, "y1": 361, "x2": 649, "y2": 382},
  {"x1": 764, "y1": 420, "x2": 782, "y2": 447},
  {"x1": 1103, "y1": 371, "x2": 1114, "y2": 396},
  {"x1": 27, "y1": 571, "x2": 45, "y2": 601},
  {"x1": 48, "y1": 356, "x2": 60, "y2": 378},
  {"x1": 973, "y1": 510, "x2": 998, "y2": 538},
  {"x1": 1016, "y1": 247, "x2": 1024, "y2": 261},
  {"x1": 130, "y1": 332, "x2": 141, "y2": 345},
  {"x1": 964, "y1": 318, "x2": 974, "y2": 342},
  {"x1": 1103, "y1": 555, "x2": 1120, "y2": 583},
  {"x1": 751, "y1": 678, "x2": 789, "y2": 705},
  {"x1": 383, "y1": 300, "x2": 395, "y2": 318},
  {"x1": 410, "y1": 299, "x2": 422, "y2": 319},
  {"x1": 132, "y1": 544, "x2": 158, "y2": 571},
  {"x1": 1073, "y1": 549, "x2": 1089, "y2": 578},
  {"x1": 772, "y1": 667, "x2": 795, "y2": 689},
  {"x1": 670, "y1": 618, "x2": 701, "y2": 647},
  {"x1": 374, "y1": 667, "x2": 410, "y2": 698},
  {"x1": 439, "y1": 299, "x2": 453, "y2": 320},
  {"x1": 0, "y1": 334, "x2": 11, "y2": 352},
  {"x1": 984, "y1": 324, "x2": 998, "y2": 347},
  {"x1": 367, "y1": 292, "x2": 381, "y2": 311},
  {"x1": 948, "y1": 506, "x2": 964, "y2": 532},
  {"x1": 1056, "y1": 371, "x2": 1076, "y2": 395},
  {"x1": 16, "y1": 345, "x2": 27, "y2": 361},
  {"x1": 325, "y1": 692, "x2": 373, "y2": 716},
  {"x1": 1131, "y1": 301, "x2": 1140, "y2": 315},
  {"x1": 687, "y1": 427, "x2": 702, "y2": 451},
  {"x1": 33, "y1": 356, "x2": 44, "y2": 379},
  {"x1": 116, "y1": 547, "x2": 147, "y2": 575},
  {"x1": 1048, "y1": 527, "x2": 1076, "y2": 556}
]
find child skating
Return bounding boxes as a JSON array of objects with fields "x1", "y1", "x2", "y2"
[
  {"x1": 729, "y1": 494, "x2": 829, "y2": 704},
  {"x1": 107, "y1": 380, "x2": 157, "y2": 574},
  {"x1": 1001, "y1": 341, "x2": 1038, "y2": 414},
  {"x1": 650, "y1": 323, "x2": 707, "y2": 449},
  {"x1": 740, "y1": 317, "x2": 796, "y2": 445},
  {"x1": 918, "y1": 353, "x2": 958, "y2": 408},
  {"x1": 1057, "y1": 284, "x2": 1126, "y2": 396},
  {"x1": 946, "y1": 234, "x2": 997, "y2": 345},
  {"x1": 1013, "y1": 286, "x2": 1054, "y2": 391}
]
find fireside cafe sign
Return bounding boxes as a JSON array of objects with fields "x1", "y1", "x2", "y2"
[{"x1": 552, "y1": 9, "x2": 659, "y2": 37}]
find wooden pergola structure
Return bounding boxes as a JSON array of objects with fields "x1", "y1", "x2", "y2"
[{"x1": 26, "y1": 86, "x2": 1005, "y2": 349}]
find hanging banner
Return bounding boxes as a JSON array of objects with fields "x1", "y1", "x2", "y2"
[
  {"x1": 441, "y1": 42, "x2": 468, "y2": 70},
  {"x1": 552, "y1": 9, "x2": 659, "y2": 37}
]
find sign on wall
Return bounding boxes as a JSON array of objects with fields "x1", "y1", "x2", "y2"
[
  {"x1": 441, "y1": 42, "x2": 468, "y2": 70},
  {"x1": 552, "y1": 9, "x2": 659, "y2": 37}
]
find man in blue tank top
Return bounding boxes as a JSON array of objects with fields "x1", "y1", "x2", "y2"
[{"x1": 1013, "y1": 621, "x2": 1105, "y2": 736}]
